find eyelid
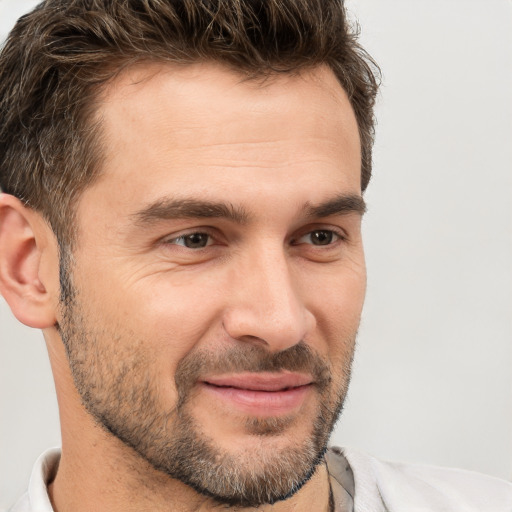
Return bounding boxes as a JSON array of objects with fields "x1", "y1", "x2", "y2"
[
  {"x1": 158, "y1": 224, "x2": 348, "y2": 248},
  {"x1": 160, "y1": 227, "x2": 219, "y2": 247},
  {"x1": 171, "y1": 234, "x2": 212, "y2": 248},
  {"x1": 291, "y1": 226, "x2": 348, "y2": 245}
]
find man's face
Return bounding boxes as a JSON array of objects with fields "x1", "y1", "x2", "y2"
[{"x1": 58, "y1": 62, "x2": 366, "y2": 506}]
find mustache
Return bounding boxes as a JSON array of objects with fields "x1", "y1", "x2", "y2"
[{"x1": 174, "y1": 342, "x2": 332, "y2": 407}]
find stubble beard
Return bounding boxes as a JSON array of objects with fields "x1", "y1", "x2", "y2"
[{"x1": 57, "y1": 259, "x2": 355, "y2": 507}]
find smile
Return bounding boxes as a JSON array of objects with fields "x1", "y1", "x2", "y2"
[{"x1": 201, "y1": 372, "x2": 314, "y2": 416}]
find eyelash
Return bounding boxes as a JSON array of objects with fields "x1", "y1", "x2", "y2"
[
  {"x1": 163, "y1": 227, "x2": 347, "y2": 250},
  {"x1": 165, "y1": 231, "x2": 215, "y2": 249},
  {"x1": 291, "y1": 228, "x2": 346, "y2": 247}
]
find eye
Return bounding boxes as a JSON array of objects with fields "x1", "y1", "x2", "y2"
[
  {"x1": 294, "y1": 229, "x2": 342, "y2": 246},
  {"x1": 167, "y1": 232, "x2": 212, "y2": 249}
]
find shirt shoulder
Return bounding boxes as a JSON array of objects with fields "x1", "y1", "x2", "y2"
[
  {"x1": 8, "y1": 448, "x2": 60, "y2": 512},
  {"x1": 327, "y1": 446, "x2": 512, "y2": 512}
]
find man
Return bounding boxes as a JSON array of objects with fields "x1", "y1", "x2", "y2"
[{"x1": 0, "y1": 1, "x2": 510, "y2": 511}]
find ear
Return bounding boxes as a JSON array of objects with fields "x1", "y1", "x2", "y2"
[{"x1": 0, "y1": 193, "x2": 58, "y2": 328}]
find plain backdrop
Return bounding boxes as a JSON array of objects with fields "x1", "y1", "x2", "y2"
[{"x1": 1, "y1": 0, "x2": 511, "y2": 509}]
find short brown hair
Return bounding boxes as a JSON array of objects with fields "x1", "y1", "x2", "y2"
[{"x1": 0, "y1": 0, "x2": 380, "y2": 245}]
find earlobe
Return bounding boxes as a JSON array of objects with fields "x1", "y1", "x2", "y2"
[{"x1": 0, "y1": 193, "x2": 58, "y2": 328}]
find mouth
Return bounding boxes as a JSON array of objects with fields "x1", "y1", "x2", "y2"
[{"x1": 200, "y1": 372, "x2": 314, "y2": 416}]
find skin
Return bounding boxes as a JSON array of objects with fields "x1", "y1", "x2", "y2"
[{"x1": 0, "y1": 62, "x2": 365, "y2": 511}]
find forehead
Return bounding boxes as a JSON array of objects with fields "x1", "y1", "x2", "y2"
[
  {"x1": 101, "y1": 60, "x2": 355, "y2": 126},
  {"x1": 83, "y1": 61, "x2": 361, "y2": 221}
]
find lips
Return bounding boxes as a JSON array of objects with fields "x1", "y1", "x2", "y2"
[
  {"x1": 203, "y1": 371, "x2": 312, "y2": 391},
  {"x1": 200, "y1": 372, "x2": 313, "y2": 416}
]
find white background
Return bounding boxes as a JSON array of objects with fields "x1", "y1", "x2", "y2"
[{"x1": 1, "y1": 0, "x2": 511, "y2": 509}]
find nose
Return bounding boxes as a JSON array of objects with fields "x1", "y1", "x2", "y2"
[{"x1": 222, "y1": 247, "x2": 316, "y2": 352}]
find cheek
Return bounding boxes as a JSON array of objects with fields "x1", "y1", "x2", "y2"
[
  {"x1": 120, "y1": 277, "x2": 227, "y2": 365},
  {"x1": 303, "y1": 262, "x2": 365, "y2": 370},
  {"x1": 307, "y1": 262, "x2": 366, "y2": 326}
]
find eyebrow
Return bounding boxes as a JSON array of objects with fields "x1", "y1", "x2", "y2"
[
  {"x1": 304, "y1": 194, "x2": 367, "y2": 218},
  {"x1": 133, "y1": 198, "x2": 250, "y2": 226},
  {"x1": 132, "y1": 193, "x2": 366, "y2": 227}
]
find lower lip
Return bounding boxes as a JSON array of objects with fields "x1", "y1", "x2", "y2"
[{"x1": 201, "y1": 383, "x2": 312, "y2": 416}]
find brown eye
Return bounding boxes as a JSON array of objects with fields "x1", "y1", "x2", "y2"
[
  {"x1": 310, "y1": 230, "x2": 334, "y2": 245},
  {"x1": 295, "y1": 229, "x2": 340, "y2": 246},
  {"x1": 184, "y1": 233, "x2": 210, "y2": 248},
  {"x1": 169, "y1": 233, "x2": 211, "y2": 249}
]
